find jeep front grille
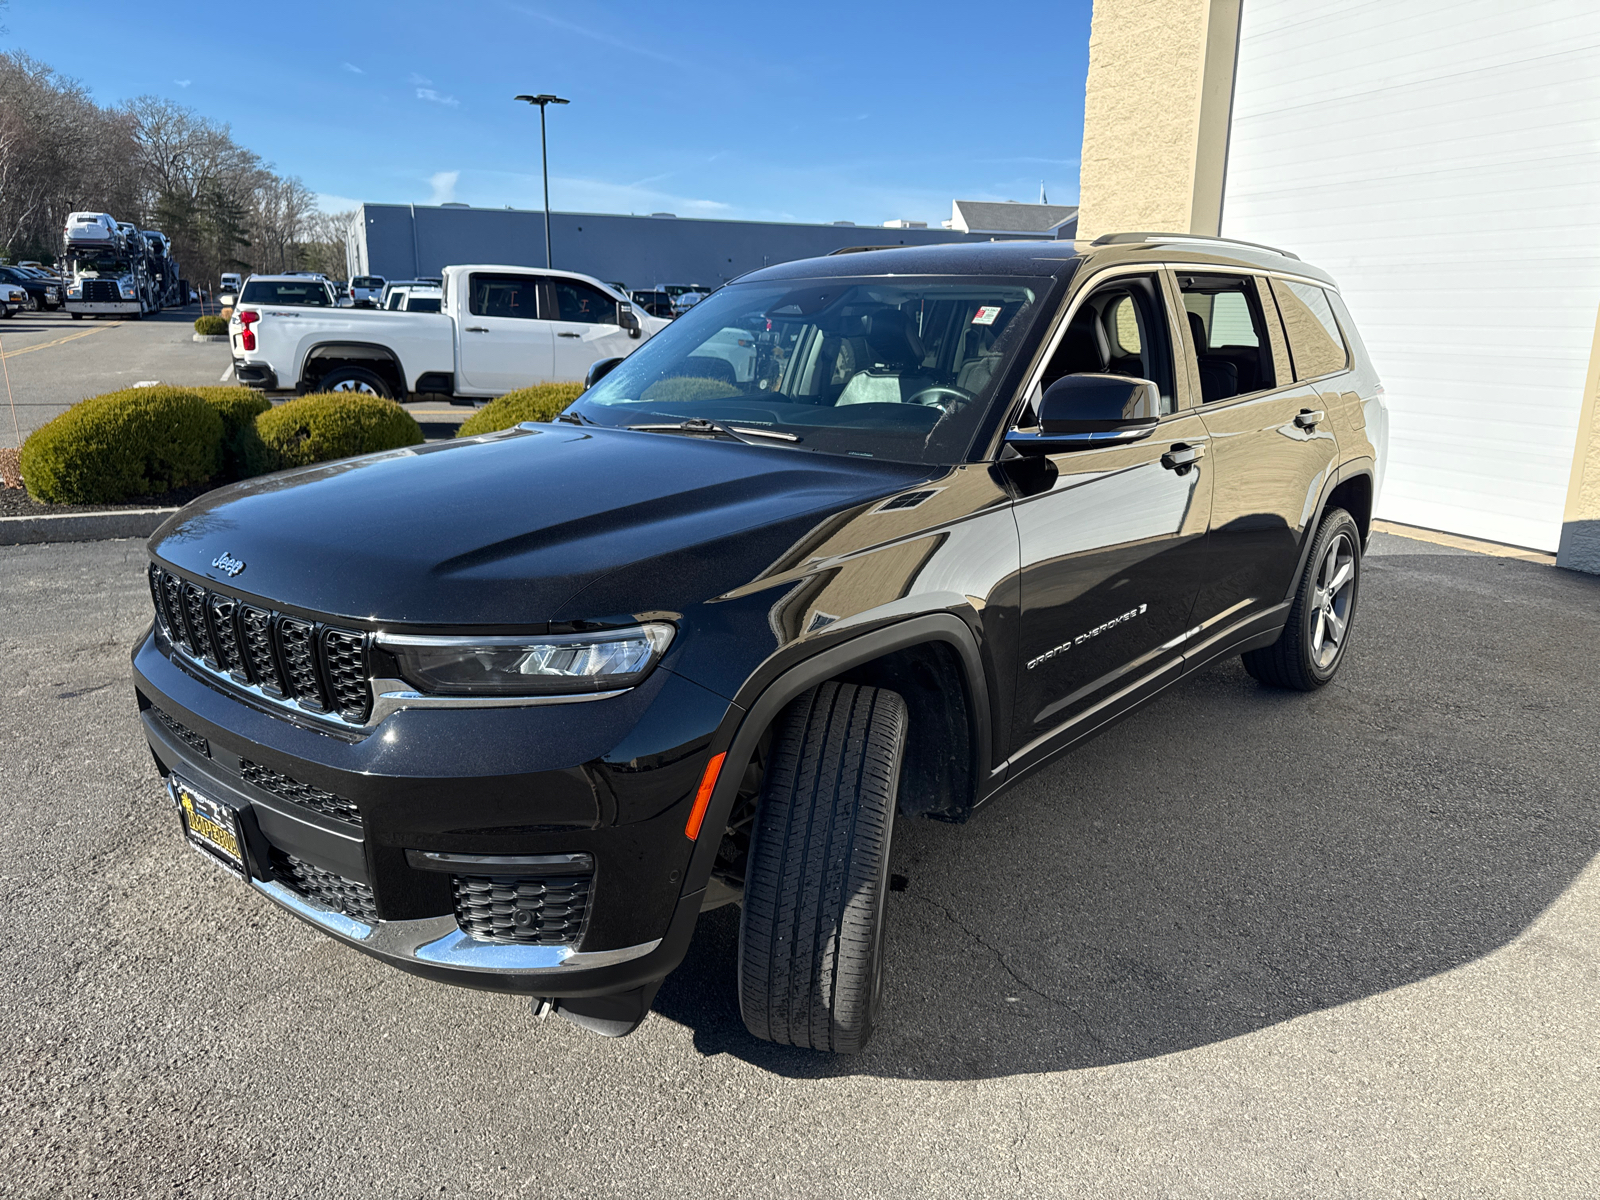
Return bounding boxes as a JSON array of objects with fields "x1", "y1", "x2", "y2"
[
  {"x1": 147, "y1": 564, "x2": 371, "y2": 724},
  {"x1": 453, "y1": 873, "x2": 593, "y2": 946}
]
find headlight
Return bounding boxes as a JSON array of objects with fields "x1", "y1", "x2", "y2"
[{"x1": 379, "y1": 623, "x2": 675, "y2": 696}]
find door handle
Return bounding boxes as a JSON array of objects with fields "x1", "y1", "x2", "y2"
[
  {"x1": 557, "y1": 331, "x2": 582, "y2": 338},
  {"x1": 1161, "y1": 443, "x2": 1205, "y2": 472},
  {"x1": 464, "y1": 326, "x2": 489, "y2": 333},
  {"x1": 1294, "y1": 408, "x2": 1325, "y2": 429}
]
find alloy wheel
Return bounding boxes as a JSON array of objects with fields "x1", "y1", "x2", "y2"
[
  {"x1": 1309, "y1": 532, "x2": 1356, "y2": 669},
  {"x1": 330, "y1": 379, "x2": 379, "y2": 395}
]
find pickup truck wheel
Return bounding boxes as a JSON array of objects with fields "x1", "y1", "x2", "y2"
[
  {"x1": 738, "y1": 681, "x2": 907, "y2": 1054},
  {"x1": 318, "y1": 367, "x2": 393, "y2": 400},
  {"x1": 1243, "y1": 506, "x2": 1361, "y2": 691}
]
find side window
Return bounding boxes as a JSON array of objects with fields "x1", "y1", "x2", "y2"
[
  {"x1": 1177, "y1": 274, "x2": 1276, "y2": 402},
  {"x1": 552, "y1": 279, "x2": 619, "y2": 325},
  {"x1": 469, "y1": 273, "x2": 543, "y2": 320},
  {"x1": 1038, "y1": 273, "x2": 1176, "y2": 414},
  {"x1": 1269, "y1": 279, "x2": 1349, "y2": 379}
]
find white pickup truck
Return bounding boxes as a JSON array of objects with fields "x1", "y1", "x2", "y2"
[{"x1": 229, "y1": 264, "x2": 670, "y2": 401}]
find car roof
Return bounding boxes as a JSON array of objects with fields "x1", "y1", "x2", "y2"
[{"x1": 734, "y1": 234, "x2": 1335, "y2": 288}]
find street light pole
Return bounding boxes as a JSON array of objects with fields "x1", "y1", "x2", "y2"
[{"x1": 514, "y1": 93, "x2": 569, "y2": 269}]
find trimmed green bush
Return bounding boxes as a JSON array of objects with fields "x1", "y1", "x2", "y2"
[
  {"x1": 20, "y1": 386, "x2": 223, "y2": 504},
  {"x1": 189, "y1": 386, "x2": 272, "y2": 480},
  {"x1": 640, "y1": 376, "x2": 742, "y2": 405},
  {"x1": 193, "y1": 314, "x2": 228, "y2": 336},
  {"x1": 257, "y1": 392, "x2": 424, "y2": 468},
  {"x1": 455, "y1": 382, "x2": 586, "y2": 437}
]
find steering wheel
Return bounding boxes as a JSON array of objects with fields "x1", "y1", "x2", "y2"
[{"x1": 903, "y1": 385, "x2": 975, "y2": 415}]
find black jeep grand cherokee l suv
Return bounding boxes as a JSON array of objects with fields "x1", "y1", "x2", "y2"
[{"x1": 133, "y1": 233, "x2": 1387, "y2": 1051}]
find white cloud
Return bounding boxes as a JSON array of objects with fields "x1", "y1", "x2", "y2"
[
  {"x1": 504, "y1": 4, "x2": 690, "y2": 69},
  {"x1": 316, "y1": 193, "x2": 366, "y2": 213},
  {"x1": 342, "y1": 62, "x2": 364, "y2": 74},
  {"x1": 416, "y1": 88, "x2": 459, "y2": 108},
  {"x1": 408, "y1": 72, "x2": 433, "y2": 86},
  {"x1": 174, "y1": 79, "x2": 191, "y2": 88},
  {"x1": 429, "y1": 172, "x2": 460, "y2": 205}
]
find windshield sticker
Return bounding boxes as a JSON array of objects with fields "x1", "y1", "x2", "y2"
[{"x1": 972, "y1": 305, "x2": 1002, "y2": 325}]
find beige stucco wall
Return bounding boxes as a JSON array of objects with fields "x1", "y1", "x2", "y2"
[
  {"x1": 1557, "y1": 306, "x2": 1600, "y2": 572},
  {"x1": 1077, "y1": 0, "x2": 1240, "y2": 240}
]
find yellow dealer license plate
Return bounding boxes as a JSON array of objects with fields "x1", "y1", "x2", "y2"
[{"x1": 172, "y1": 777, "x2": 245, "y2": 875}]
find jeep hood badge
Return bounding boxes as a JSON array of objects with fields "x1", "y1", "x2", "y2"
[{"x1": 211, "y1": 551, "x2": 246, "y2": 577}]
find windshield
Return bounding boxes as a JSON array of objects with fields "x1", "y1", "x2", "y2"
[
  {"x1": 571, "y1": 276, "x2": 1043, "y2": 465},
  {"x1": 240, "y1": 280, "x2": 331, "y2": 306},
  {"x1": 353, "y1": 276, "x2": 382, "y2": 288},
  {"x1": 72, "y1": 252, "x2": 131, "y2": 278},
  {"x1": 405, "y1": 295, "x2": 442, "y2": 313}
]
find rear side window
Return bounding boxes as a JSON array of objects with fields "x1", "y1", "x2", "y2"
[
  {"x1": 1176, "y1": 273, "x2": 1276, "y2": 402},
  {"x1": 1270, "y1": 279, "x2": 1349, "y2": 379},
  {"x1": 552, "y1": 279, "x2": 619, "y2": 325},
  {"x1": 239, "y1": 281, "x2": 331, "y2": 306},
  {"x1": 469, "y1": 273, "x2": 543, "y2": 320}
]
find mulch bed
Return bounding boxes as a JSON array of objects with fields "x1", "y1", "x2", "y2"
[{"x1": 0, "y1": 480, "x2": 216, "y2": 519}]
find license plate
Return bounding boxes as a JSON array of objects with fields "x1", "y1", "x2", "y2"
[{"x1": 172, "y1": 777, "x2": 245, "y2": 876}]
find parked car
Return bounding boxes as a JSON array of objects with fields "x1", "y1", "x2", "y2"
[
  {"x1": 135, "y1": 233, "x2": 1386, "y2": 1052},
  {"x1": 218, "y1": 272, "x2": 243, "y2": 303},
  {"x1": 228, "y1": 264, "x2": 666, "y2": 399},
  {"x1": 0, "y1": 281, "x2": 26, "y2": 317},
  {"x1": 670, "y1": 290, "x2": 710, "y2": 317},
  {"x1": 630, "y1": 289, "x2": 675, "y2": 319},
  {"x1": 350, "y1": 275, "x2": 385, "y2": 307},
  {"x1": 236, "y1": 276, "x2": 337, "y2": 308},
  {"x1": 0, "y1": 265, "x2": 62, "y2": 311}
]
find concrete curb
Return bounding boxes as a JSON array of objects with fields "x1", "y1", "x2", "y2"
[
  {"x1": 0, "y1": 507, "x2": 176, "y2": 546},
  {"x1": 192, "y1": 333, "x2": 229, "y2": 343}
]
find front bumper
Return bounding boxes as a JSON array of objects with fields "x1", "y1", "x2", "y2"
[
  {"x1": 133, "y1": 626, "x2": 730, "y2": 999},
  {"x1": 66, "y1": 300, "x2": 140, "y2": 314}
]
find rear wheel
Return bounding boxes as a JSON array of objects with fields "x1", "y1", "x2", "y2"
[
  {"x1": 738, "y1": 681, "x2": 907, "y2": 1053},
  {"x1": 317, "y1": 366, "x2": 393, "y2": 400},
  {"x1": 1242, "y1": 506, "x2": 1361, "y2": 690}
]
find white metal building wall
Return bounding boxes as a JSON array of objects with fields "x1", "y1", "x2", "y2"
[{"x1": 1221, "y1": 0, "x2": 1600, "y2": 551}]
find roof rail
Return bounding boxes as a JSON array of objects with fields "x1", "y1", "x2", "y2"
[
  {"x1": 1089, "y1": 231, "x2": 1300, "y2": 261},
  {"x1": 826, "y1": 245, "x2": 907, "y2": 256}
]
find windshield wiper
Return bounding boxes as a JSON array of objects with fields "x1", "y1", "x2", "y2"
[
  {"x1": 555, "y1": 410, "x2": 598, "y2": 426},
  {"x1": 626, "y1": 417, "x2": 801, "y2": 445}
]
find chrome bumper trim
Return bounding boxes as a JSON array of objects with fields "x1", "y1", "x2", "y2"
[{"x1": 251, "y1": 877, "x2": 661, "y2": 976}]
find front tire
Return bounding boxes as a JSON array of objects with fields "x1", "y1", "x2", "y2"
[
  {"x1": 1242, "y1": 506, "x2": 1362, "y2": 690},
  {"x1": 316, "y1": 366, "x2": 393, "y2": 400},
  {"x1": 738, "y1": 682, "x2": 907, "y2": 1053}
]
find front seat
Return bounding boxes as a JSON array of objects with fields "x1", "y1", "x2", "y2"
[
  {"x1": 1188, "y1": 312, "x2": 1239, "y2": 403},
  {"x1": 835, "y1": 309, "x2": 935, "y2": 406}
]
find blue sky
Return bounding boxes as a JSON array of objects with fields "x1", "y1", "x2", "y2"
[{"x1": 6, "y1": 0, "x2": 1093, "y2": 227}]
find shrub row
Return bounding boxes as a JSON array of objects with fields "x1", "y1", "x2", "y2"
[
  {"x1": 20, "y1": 387, "x2": 422, "y2": 504},
  {"x1": 455, "y1": 382, "x2": 585, "y2": 438}
]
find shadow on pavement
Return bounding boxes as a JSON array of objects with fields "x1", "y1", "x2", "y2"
[{"x1": 653, "y1": 552, "x2": 1600, "y2": 1079}]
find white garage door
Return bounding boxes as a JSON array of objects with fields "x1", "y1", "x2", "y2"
[{"x1": 1221, "y1": 0, "x2": 1600, "y2": 551}]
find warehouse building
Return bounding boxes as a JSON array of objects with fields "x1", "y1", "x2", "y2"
[
  {"x1": 344, "y1": 201, "x2": 1073, "y2": 296},
  {"x1": 1078, "y1": 0, "x2": 1600, "y2": 568}
]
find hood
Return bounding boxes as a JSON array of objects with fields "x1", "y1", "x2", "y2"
[{"x1": 149, "y1": 425, "x2": 932, "y2": 627}]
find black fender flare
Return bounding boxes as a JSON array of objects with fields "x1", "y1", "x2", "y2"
[
  {"x1": 299, "y1": 340, "x2": 408, "y2": 394},
  {"x1": 678, "y1": 611, "x2": 993, "y2": 897}
]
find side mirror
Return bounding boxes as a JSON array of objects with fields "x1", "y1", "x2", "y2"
[
  {"x1": 585, "y1": 356, "x2": 624, "y2": 389},
  {"x1": 619, "y1": 304, "x2": 641, "y2": 338},
  {"x1": 1006, "y1": 374, "x2": 1160, "y2": 453}
]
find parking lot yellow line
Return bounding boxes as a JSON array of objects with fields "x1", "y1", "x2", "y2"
[{"x1": 0, "y1": 324, "x2": 117, "y2": 360}]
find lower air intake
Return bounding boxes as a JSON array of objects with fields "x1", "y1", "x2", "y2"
[
  {"x1": 271, "y1": 850, "x2": 378, "y2": 922},
  {"x1": 453, "y1": 873, "x2": 593, "y2": 946}
]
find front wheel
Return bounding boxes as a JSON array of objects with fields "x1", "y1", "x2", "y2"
[
  {"x1": 1242, "y1": 506, "x2": 1361, "y2": 690},
  {"x1": 317, "y1": 366, "x2": 393, "y2": 400},
  {"x1": 738, "y1": 681, "x2": 907, "y2": 1053}
]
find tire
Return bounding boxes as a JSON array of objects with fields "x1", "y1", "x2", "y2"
[
  {"x1": 1242, "y1": 506, "x2": 1362, "y2": 691},
  {"x1": 25, "y1": 294, "x2": 39, "y2": 313},
  {"x1": 738, "y1": 681, "x2": 908, "y2": 1053},
  {"x1": 70, "y1": 312, "x2": 82, "y2": 320},
  {"x1": 317, "y1": 366, "x2": 393, "y2": 400}
]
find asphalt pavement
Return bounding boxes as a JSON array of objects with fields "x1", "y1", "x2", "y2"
[
  {"x1": 0, "y1": 308, "x2": 466, "y2": 448},
  {"x1": 2, "y1": 533, "x2": 1598, "y2": 1198}
]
